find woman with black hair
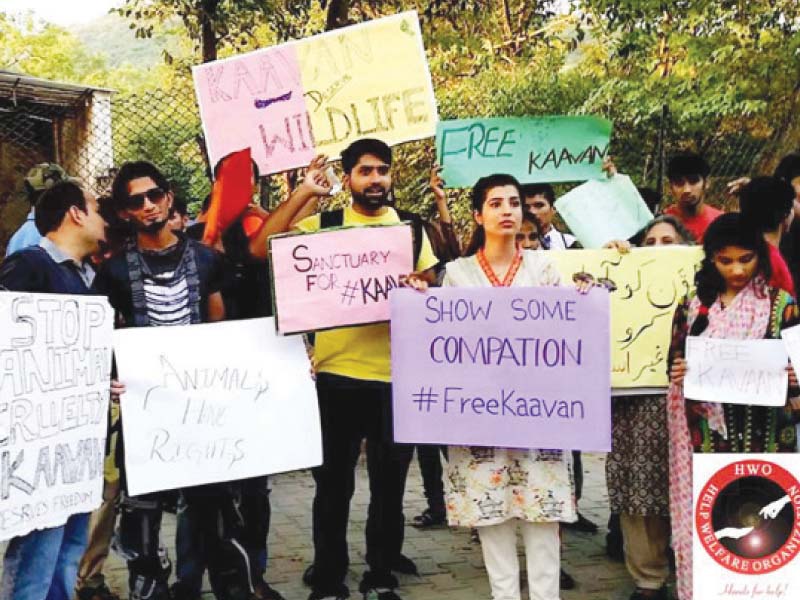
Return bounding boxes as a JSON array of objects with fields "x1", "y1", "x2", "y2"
[
  {"x1": 666, "y1": 212, "x2": 800, "y2": 600},
  {"x1": 434, "y1": 173, "x2": 590, "y2": 600}
]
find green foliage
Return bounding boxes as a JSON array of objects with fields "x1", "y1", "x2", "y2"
[{"x1": 3, "y1": 1, "x2": 800, "y2": 235}]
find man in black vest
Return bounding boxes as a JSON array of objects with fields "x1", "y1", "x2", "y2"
[{"x1": 93, "y1": 162, "x2": 251, "y2": 600}]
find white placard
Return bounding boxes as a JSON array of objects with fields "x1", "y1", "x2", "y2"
[
  {"x1": 114, "y1": 318, "x2": 321, "y2": 496},
  {"x1": 693, "y1": 454, "x2": 800, "y2": 599},
  {"x1": 684, "y1": 337, "x2": 788, "y2": 407},
  {"x1": 781, "y1": 323, "x2": 800, "y2": 373},
  {"x1": 0, "y1": 292, "x2": 113, "y2": 541}
]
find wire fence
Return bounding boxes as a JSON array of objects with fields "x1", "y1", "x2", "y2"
[{"x1": 1, "y1": 78, "x2": 798, "y2": 253}]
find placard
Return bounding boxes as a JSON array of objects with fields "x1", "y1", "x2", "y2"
[
  {"x1": 549, "y1": 247, "x2": 704, "y2": 389},
  {"x1": 193, "y1": 11, "x2": 437, "y2": 175},
  {"x1": 0, "y1": 292, "x2": 113, "y2": 541},
  {"x1": 270, "y1": 224, "x2": 413, "y2": 334},
  {"x1": 555, "y1": 174, "x2": 653, "y2": 248},
  {"x1": 114, "y1": 318, "x2": 321, "y2": 496},
  {"x1": 684, "y1": 337, "x2": 789, "y2": 407},
  {"x1": 391, "y1": 287, "x2": 611, "y2": 451},
  {"x1": 435, "y1": 115, "x2": 612, "y2": 188}
]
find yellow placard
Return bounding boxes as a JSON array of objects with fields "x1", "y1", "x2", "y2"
[
  {"x1": 297, "y1": 11, "x2": 437, "y2": 159},
  {"x1": 549, "y1": 247, "x2": 703, "y2": 389}
]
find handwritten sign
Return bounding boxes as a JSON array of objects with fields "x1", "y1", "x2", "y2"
[
  {"x1": 780, "y1": 324, "x2": 800, "y2": 373},
  {"x1": 113, "y1": 318, "x2": 321, "y2": 496},
  {"x1": 684, "y1": 338, "x2": 789, "y2": 407},
  {"x1": 435, "y1": 116, "x2": 612, "y2": 188},
  {"x1": 270, "y1": 224, "x2": 413, "y2": 335},
  {"x1": 0, "y1": 292, "x2": 113, "y2": 541},
  {"x1": 549, "y1": 247, "x2": 704, "y2": 389},
  {"x1": 391, "y1": 287, "x2": 611, "y2": 451},
  {"x1": 555, "y1": 174, "x2": 653, "y2": 248},
  {"x1": 193, "y1": 11, "x2": 437, "y2": 175}
]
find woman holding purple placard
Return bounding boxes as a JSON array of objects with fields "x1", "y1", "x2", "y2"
[{"x1": 408, "y1": 173, "x2": 591, "y2": 600}]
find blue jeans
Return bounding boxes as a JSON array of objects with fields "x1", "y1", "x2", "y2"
[{"x1": 1, "y1": 512, "x2": 90, "y2": 600}]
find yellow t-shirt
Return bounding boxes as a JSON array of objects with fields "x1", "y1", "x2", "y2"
[{"x1": 294, "y1": 206, "x2": 439, "y2": 382}]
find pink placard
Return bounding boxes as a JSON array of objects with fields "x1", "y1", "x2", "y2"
[
  {"x1": 193, "y1": 45, "x2": 316, "y2": 175},
  {"x1": 270, "y1": 225, "x2": 414, "y2": 334}
]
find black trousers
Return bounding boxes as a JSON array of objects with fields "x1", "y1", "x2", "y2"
[
  {"x1": 416, "y1": 445, "x2": 448, "y2": 515},
  {"x1": 117, "y1": 483, "x2": 253, "y2": 600},
  {"x1": 311, "y1": 373, "x2": 413, "y2": 593}
]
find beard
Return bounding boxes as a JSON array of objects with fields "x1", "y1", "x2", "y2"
[
  {"x1": 351, "y1": 187, "x2": 390, "y2": 210},
  {"x1": 135, "y1": 217, "x2": 169, "y2": 234}
]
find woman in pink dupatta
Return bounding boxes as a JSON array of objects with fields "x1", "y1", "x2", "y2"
[{"x1": 667, "y1": 213, "x2": 800, "y2": 600}]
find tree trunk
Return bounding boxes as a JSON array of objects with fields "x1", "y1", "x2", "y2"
[
  {"x1": 499, "y1": 0, "x2": 514, "y2": 38},
  {"x1": 200, "y1": 0, "x2": 219, "y2": 62},
  {"x1": 326, "y1": 0, "x2": 350, "y2": 31}
]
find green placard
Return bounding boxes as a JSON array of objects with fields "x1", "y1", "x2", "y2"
[{"x1": 436, "y1": 115, "x2": 612, "y2": 188}]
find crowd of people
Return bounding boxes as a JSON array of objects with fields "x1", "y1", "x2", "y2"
[{"x1": 2, "y1": 135, "x2": 800, "y2": 600}]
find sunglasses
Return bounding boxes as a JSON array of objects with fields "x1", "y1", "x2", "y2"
[{"x1": 125, "y1": 187, "x2": 167, "y2": 209}]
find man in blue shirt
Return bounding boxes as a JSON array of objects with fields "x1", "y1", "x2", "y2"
[
  {"x1": 0, "y1": 180, "x2": 116, "y2": 600},
  {"x1": 5, "y1": 163, "x2": 77, "y2": 257}
]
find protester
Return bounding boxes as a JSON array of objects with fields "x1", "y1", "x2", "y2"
[
  {"x1": 738, "y1": 176, "x2": 796, "y2": 296},
  {"x1": 5, "y1": 163, "x2": 76, "y2": 256},
  {"x1": 423, "y1": 173, "x2": 591, "y2": 600},
  {"x1": 92, "y1": 161, "x2": 255, "y2": 600},
  {"x1": 775, "y1": 153, "x2": 800, "y2": 292},
  {"x1": 406, "y1": 164, "x2": 463, "y2": 532},
  {"x1": 174, "y1": 157, "x2": 330, "y2": 600},
  {"x1": 295, "y1": 138, "x2": 438, "y2": 600},
  {"x1": 663, "y1": 153, "x2": 723, "y2": 242},
  {"x1": 605, "y1": 215, "x2": 694, "y2": 600},
  {"x1": 666, "y1": 212, "x2": 800, "y2": 600},
  {"x1": 0, "y1": 180, "x2": 122, "y2": 600},
  {"x1": 168, "y1": 198, "x2": 190, "y2": 232},
  {"x1": 515, "y1": 211, "x2": 545, "y2": 251},
  {"x1": 521, "y1": 183, "x2": 578, "y2": 249}
]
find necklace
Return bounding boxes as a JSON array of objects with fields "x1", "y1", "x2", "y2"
[{"x1": 477, "y1": 247, "x2": 522, "y2": 287}]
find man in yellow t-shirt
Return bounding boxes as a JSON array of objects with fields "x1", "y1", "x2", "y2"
[{"x1": 294, "y1": 139, "x2": 438, "y2": 600}]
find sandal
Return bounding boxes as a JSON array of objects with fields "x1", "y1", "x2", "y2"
[{"x1": 411, "y1": 508, "x2": 446, "y2": 529}]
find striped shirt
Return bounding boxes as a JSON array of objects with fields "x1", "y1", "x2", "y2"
[{"x1": 143, "y1": 268, "x2": 192, "y2": 326}]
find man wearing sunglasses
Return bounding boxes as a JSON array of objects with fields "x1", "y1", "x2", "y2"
[
  {"x1": 663, "y1": 153, "x2": 723, "y2": 243},
  {"x1": 92, "y1": 162, "x2": 254, "y2": 600}
]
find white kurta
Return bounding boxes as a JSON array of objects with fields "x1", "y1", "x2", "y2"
[{"x1": 441, "y1": 250, "x2": 577, "y2": 528}]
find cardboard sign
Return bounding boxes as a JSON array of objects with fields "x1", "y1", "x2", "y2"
[
  {"x1": 270, "y1": 224, "x2": 413, "y2": 334},
  {"x1": 114, "y1": 318, "x2": 321, "y2": 496},
  {"x1": 684, "y1": 338, "x2": 789, "y2": 407},
  {"x1": 693, "y1": 454, "x2": 800, "y2": 598},
  {"x1": 193, "y1": 11, "x2": 438, "y2": 175},
  {"x1": 0, "y1": 292, "x2": 113, "y2": 541},
  {"x1": 391, "y1": 287, "x2": 611, "y2": 451},
  {"x1": 435, "y1": 115, "x2": 612, "y2": 188},
  {"x1": 549, "y1": 247, "x2": 703, "y2": 389},
  {"x1": 555, "y1": 174, "x2": 653, "y2": 248}
]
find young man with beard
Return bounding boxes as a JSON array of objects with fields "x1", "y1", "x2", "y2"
[
  {"x1": 92, "y1": 162, "x2": 250, "y2": 600},
  {"x1": 663, "y1": 153, "x2": 723, "y2": 242},
  {"x1": 0, "y1": 180, "x2": 118, "y2": 600},
  {"x1": 294, "y1": 139, "x2": 439, "y2": 600}
]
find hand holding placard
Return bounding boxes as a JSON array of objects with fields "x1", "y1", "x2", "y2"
[{"x1": 684, "y1": 337, "x2": 789, "y2": 407}]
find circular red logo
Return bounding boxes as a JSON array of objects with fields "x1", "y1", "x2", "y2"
[{"x1": 695, "y1": 459, "x2": 800, "y2": 574}]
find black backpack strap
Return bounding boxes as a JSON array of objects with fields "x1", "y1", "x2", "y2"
[
  {"x1": 395, "y1": 209, "x2": 424, "y2": 267},
  {"x1": 320, "y1": 209, "x2": 344, "y2": 229}
]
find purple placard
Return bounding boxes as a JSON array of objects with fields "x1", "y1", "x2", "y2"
[{"x1": 390, "y1": 286, "x2": 611, "y2": 451}]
